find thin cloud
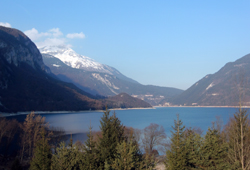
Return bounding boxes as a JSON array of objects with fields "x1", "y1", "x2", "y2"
[
  {"x1": 0, "y1": 22, "x2": 12, "y2": 28},
  {"x1": 24, "y1": 28, "x2": 50, "y2": 41},
  {"x1": 36, "y1": 38, "x2": 69, "y2": 48},
  {"x1": 66, "y1": 32, "x2": 85, "y2": 39},
  {"x1": 48, "y1": 28, "x2": 63, "y2": 37},
  {"x1": 24, "y1": 28, "x2": 85, "y2": 48},
  {"x1": 24, "y1": 28, "x2": 67, "y2": 48}
]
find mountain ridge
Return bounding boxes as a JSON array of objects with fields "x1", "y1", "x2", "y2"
[
  {"x1": 0, "y1": 26, "x2": 50, "y2": 73},
  {"x1": 0, "y1": 26, "x2": 152, "y2": 112},
  {"x1": 40, "y1": 46, "x2": 139, "y2": 84},
  {"x1": 41, "y1": 46, "x2": 183, "y2": 106},
  {"x1": 170, "y1": 53, "x2": 250, "y2": 106}
]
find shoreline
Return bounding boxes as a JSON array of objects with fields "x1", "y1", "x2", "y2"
[
  {"x1": 0, "y1": 107, "x2": 155, "y2": 117},
  {"x1": 154, "y1": 106, "x2": 250, "y2": 108},
  {"x1": 154, "y1": 105, "x2": 250, "y2": 108},
  {"x1": 110, "y1": 107, "x2": 155, "y2": 110},
  {"x1": 1, "y1": 105, "x2": 249, "y2": 117}
]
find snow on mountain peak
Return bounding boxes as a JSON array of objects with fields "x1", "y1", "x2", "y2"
[{"x1": 39, "y1": 46, "x2": 112, "y2": 74}]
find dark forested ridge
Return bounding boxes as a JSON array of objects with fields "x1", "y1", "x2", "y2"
[
  {"x1": 105, "y1": 93, "x2": 152, "y2": 108},
  {"x1": 0, "y1": 58, "x2": 103, "y2": 112}
]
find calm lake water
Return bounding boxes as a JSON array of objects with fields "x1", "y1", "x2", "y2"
[{"x1": 10, "y1": 107, "x2": 241, "y2": 140}]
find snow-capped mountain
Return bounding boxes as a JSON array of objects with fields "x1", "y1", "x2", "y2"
[
  {"x1": 39, "y1": 46, "x2": 138, "y2": 84},
  {"x1": 0, "y1": 26, "x2": 106, "y2": 112},
  {"x1": 40, "y1": 45, "x2": 183, "y2": 106},
  {"x1": 40, "y1": 46, "x2": 109, "y2": 73},
  {"x1": 40, "y1": 46, "x2": 113, "y2": 74}
]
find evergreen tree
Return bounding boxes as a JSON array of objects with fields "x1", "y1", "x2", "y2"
[
  {"x1": 81, "y1": 125, "x2": 99, "y2": 170},
  {"x1": 165, "y1": 114, "x2": 186, "y2": 170},
  {"x1": 199, "y1": 127, "x2": 228, "y2": 170},
  {"x1": 183, "y1": 128, "x2": 202, "y2": 169},
  {"x1": 138, "y1": 151, "x2": 155, "y2": 170},
  {"x1": 29, "y1": 129, "x2": 52, "y2": 170},
  {"x1": 97, "y1": 107, "x2": 125, "y2": 169},
  {"x1": 104, "y1": 160, "x2": 111, "y2": 170},
  {"x1": 51, "y1": 142, "x2": 82, "y2": 170},
  {"x1": 112, "y1": 140, "x2": 139, "y2": 170},
  {"x1": 122, "y1": 127, "x2": 147, "y2": 170}
]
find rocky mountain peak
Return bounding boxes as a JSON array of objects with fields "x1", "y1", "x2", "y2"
[
  {"x1": 0, "y1": 26, "x2": 50, "y2": 73},
  {"x1": 40, "y1": 45, "x2": 111, "y2": 73}
]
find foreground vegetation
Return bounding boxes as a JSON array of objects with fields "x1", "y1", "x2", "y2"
[
  {"x1": 0, "y1": 106, "x2": 250, "y2": 170},
  {"x1": 164, "y1": 107, "x2": 250, "y2": 170}
]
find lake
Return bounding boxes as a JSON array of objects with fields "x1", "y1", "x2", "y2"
[{"x1": 9, "y1": 107, "x2": 241, "y2": 141}]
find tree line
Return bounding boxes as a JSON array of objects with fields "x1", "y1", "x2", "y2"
[
  {"x1": 165, "y1": 107, "x2": 250, "y2": 170},
  {"x1": 0, "y1": 106, "x2": 250, "y2": 170},
  {"x1": 0, "y1": 109, "x2": 161, "y2": 170}
]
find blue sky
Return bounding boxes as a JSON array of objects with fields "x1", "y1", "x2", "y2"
[{"x1": 1, "y1": 0, "x2": 249, "y2": 90}]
